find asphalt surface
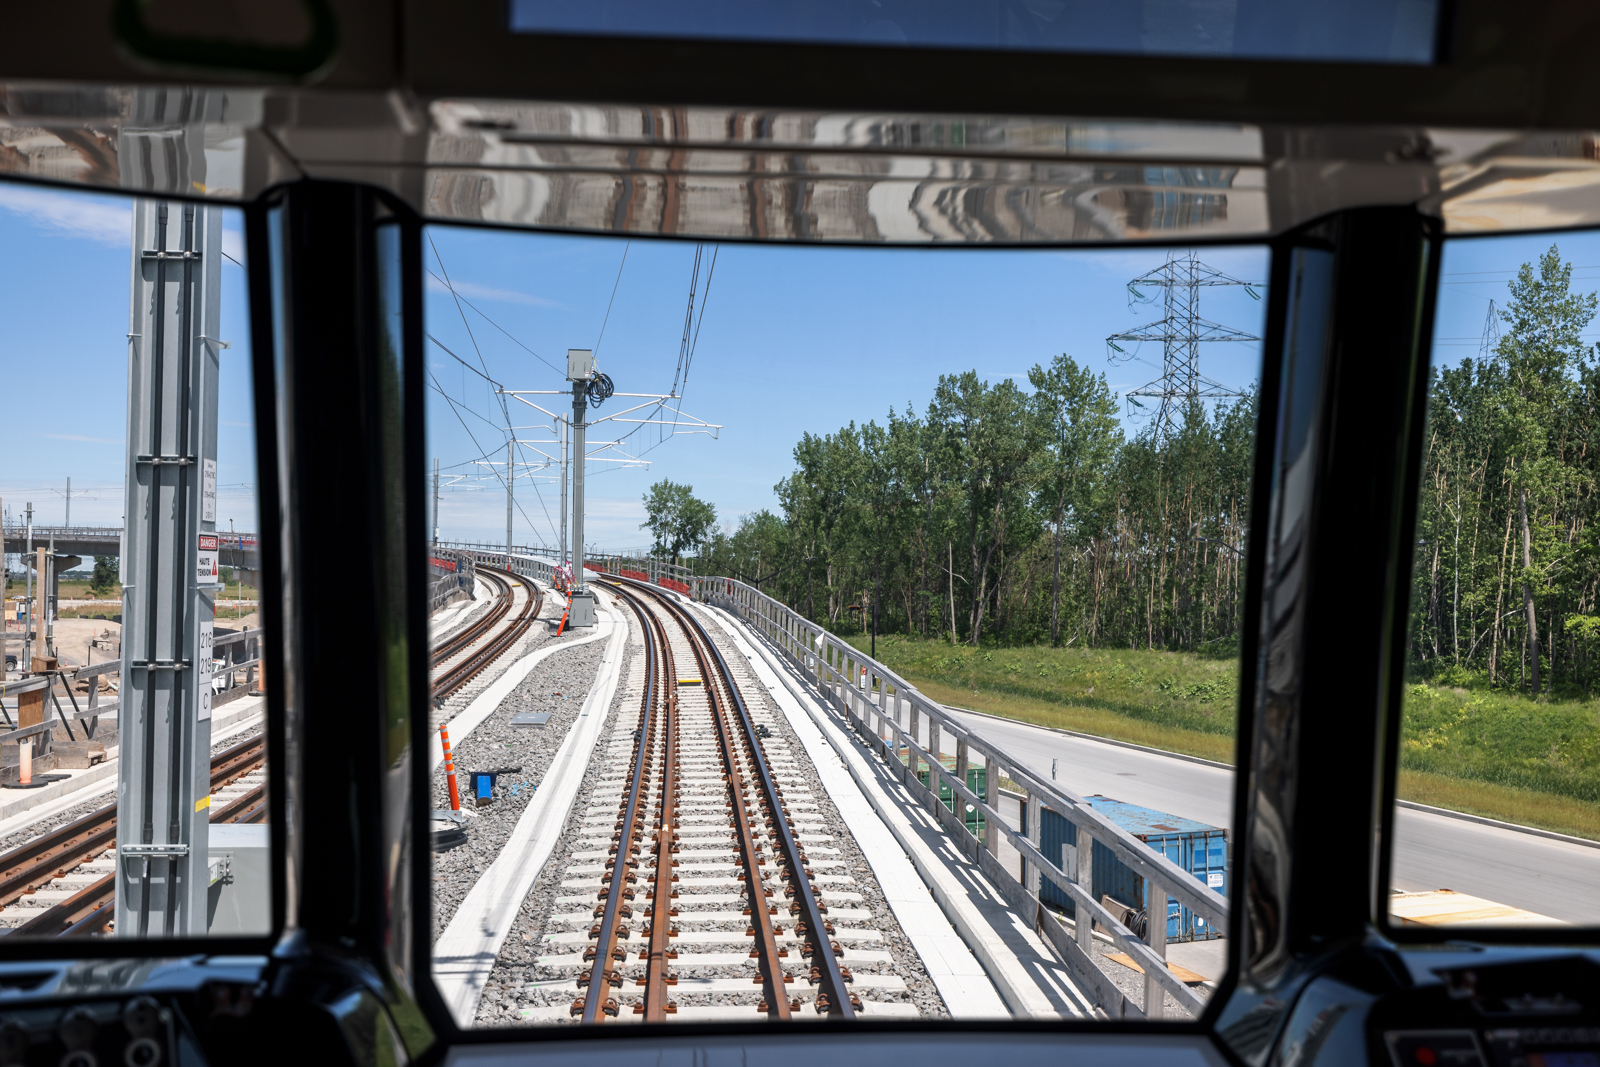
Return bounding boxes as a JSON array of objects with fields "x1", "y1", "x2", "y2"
[{"x1": 940, "y1": 707, "x2": 1600, "y2": 926}]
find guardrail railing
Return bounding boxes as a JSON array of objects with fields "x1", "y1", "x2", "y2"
[
  {"x1": 0, "y1": 626, "x2": 262, "y2": 751},
  {"x1": 431, "y1": 542, "x2": 698, "y2": 589},
  {"x1": 428, "y1": 548, "x2": 478, "y2": 614},
  {"x1": 691, "y1": 574, "x2": 1226, "y2": 1020},
  {"x1": 454, "y1": 549, "x2": 560, "y2": 592}
]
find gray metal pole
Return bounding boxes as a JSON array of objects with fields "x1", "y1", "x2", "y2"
[
  {"x1": 432, "y1": 458, "x2": 439, "y2": 544},
  {"x1": 117, "y1": 198, "x2": 221, "y2": 937},
  {"x1": 571, "y1": 382, "x2": 586, "y2": 591},
  {"x1": 564, "y1": 349, "x2": 597, "y2": 626},
  {"x1": 65, "y1": 477, "x2": 70, "y2": 528},
  {"x1": 506, "y1": 439, "x2": 514, "y2": 558},
  {"x1": 558, "y1": 417, "x2": 568, "y2": 566},
  {"x1": 22, "y1": 504, "x2": 32, "y2": 670},
  {"x1": 45, "y1": 533, "x2": 55, "y2": 658}
]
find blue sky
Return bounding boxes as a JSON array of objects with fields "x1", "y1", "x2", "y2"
[
  {"x1": 422, "y1": 230, "x2": 1269, "y2": 550},
  {"x1": 7, "y1": 180, "x2": 1600, "y2": 554},
  {"x1": 0, "y1": 185, "x2": 252, "y2": 540}
]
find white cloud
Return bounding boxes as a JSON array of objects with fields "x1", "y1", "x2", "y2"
[
  {"x1": 0, "y1": 185, "x2": 129, "y2": 246},
  {"x1": 222, "y1": 228, "x2": 244, "y2": 266},
  {"x1": 40, "y1": 433, "x2": 121, "y2": 444},
  {"x1": 427, "y1": 274, "x2": 565, "y2": 308}
]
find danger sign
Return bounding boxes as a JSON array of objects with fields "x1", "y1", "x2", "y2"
[{"x1": 197, "y1": 534, "x2": 219, "y2": 584}]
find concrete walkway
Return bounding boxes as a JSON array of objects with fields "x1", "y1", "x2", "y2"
[
  {"x1": 0, "y1": 694, "x2": 264, "y2": 840},
  {"x1": 702, "y1": 603, "x2": 1093, "y2": 1020}
]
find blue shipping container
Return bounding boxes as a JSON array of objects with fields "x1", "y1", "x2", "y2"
[{"x1": 1035, "y1": 795, "x2": 1227, "y2": 943}]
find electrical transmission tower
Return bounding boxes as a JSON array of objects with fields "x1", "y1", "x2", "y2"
[
  {"x1": 1106, "y1": 250, "x2": 1261, "y2": 444},
  {"x1": 1479, "y1": 299, "x2": 1501, "y2": 360}
]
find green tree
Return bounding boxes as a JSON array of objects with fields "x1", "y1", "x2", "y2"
[
  {"x1": 928, "y1": 372, "x2": 1040, "y2": 646},
  {"x1": 89, "y1": 555, "x2": 117, "y2": 595},
  {"x1": 1029, "y1": 354, "x2": 1121, "y2": 646},
  {"x1": 641, "y1": 479, "x2": 717, "y2": 566},
  {"x1": 1495, "y1": 246, "x2": 1596, "y2": 693}
]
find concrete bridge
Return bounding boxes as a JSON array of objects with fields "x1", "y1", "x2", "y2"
[{"x1": 3, "y1": 527, "x2": 259, "y2": 577}]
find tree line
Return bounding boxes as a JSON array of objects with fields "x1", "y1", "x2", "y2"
[
  {"x1": 684, "y1": 353, "x2": 1257, "y2": 653},
  {"x1": 1412, "y1": 245, "x2": 1600, "y2": 697}
]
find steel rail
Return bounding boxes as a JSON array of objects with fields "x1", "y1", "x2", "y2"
[
  {"x1": 0, "y1": 808, "x2": 117, "y2": 909},
  {"x1": 432, "y1": 567, "x2": 543, "y2": 703},
  {"x1": 639, "y1": 598, "x2": 679, "y2": 1022},
  {"x1": 577, "y1": 589, "x2": 659, "y2": 1022},
  {"x1": 2, "y1": 560, "x2": 542, "y2": 940},
  {"x1": 0, "y1": 734, "x2": 266, "y2": 915},
  {"x1": 209, "y1": 734, "x2": 266, "y2": 792},
  {"x1": 210, "y1": 783, "x2": 266, "y2": 824},
  {"x1": 11, "y1": 873, "x2": 115, "y2": 937},
  {"x1": 701, "y1": 621, "x2": 792, "y2": 1021},
  {"x1": 429, "y1": 569, "x2": 513, "y2": 666},
  {"x1": 611, "y1": 580, "x2": 825, "y2": 1020},
  {"x1": 620, "y1": 578, "x2": 858, "y2": 1018}
]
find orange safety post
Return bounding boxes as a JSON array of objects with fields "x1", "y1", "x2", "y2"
[
  {"x1": 440, "y1": 725, "x2": 461, "y2": 811},
  {"x1": 555, "y1": 594, "x2": 572, "y2": 637}
]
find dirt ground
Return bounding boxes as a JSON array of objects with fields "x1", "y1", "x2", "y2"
[
  {"x1": 36, "y1": 618, "x2": 122, "y2": 668},
  {"x1": 4, "y1": 609, "x2": 259, "y2": 670}
]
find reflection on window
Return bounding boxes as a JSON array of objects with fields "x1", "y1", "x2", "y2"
[
  {"x1": 1394, "y1": 237, "x2": 1600, "y2": 930},
  {"x1": 422, "y1": 232, "x2": 1263, "y2": 1025},
  {"x1": 0, "y1": 187, "x2": 269, "y2": 939},
  {"x1": 510, "y1": 0, "x2": 1439, "y2": 62}
]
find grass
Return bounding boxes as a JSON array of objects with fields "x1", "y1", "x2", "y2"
[
  {"x1": 896, "y1": 673, "x2": 1237, "y2": 764},
  {"x1": 6, "y1": 579, "x2": 258, "y2": 619},
  {"x1": 1398, "y1": 769, "x2": 1600, "y2": 840},
  {"x1": 846, "y1": 632, "x2": 1600, "y2": 841}
]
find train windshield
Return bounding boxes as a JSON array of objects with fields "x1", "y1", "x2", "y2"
[
  {"x1": 422, "y1": 230, "x2": 1265, "y2": 1026},
  {"x1": 0, "y1": 186, "x2": 271, "y2": 941},
  {"x1": 1390, "y1": 232, "x2": 1600, "y2": 933}
]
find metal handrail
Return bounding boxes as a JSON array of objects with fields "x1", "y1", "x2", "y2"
[{"x1": 693, "y1": 574, "x2": 1228, "y2": 1019}]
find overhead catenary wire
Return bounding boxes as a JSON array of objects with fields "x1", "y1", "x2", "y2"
[
  {"x1": 427, "y1": 366, "x2": 559, "y2": 546},
  {"x1": 593, "y1": 241, "x2": 630, "y2": 360},
  {"x1": 429, "y1": 239, "x2": 566, "y2": 547},
  {"x1": 424, "y1": 267, "x2": 565, "y2": 378}
]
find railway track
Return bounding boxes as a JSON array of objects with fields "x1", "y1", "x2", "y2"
[
  {"x1": 431, "y1": 566, "x2": 543, "y2": 704},
  {"x1": 0, "y1": 733, "x2": 268, "y2": 937},
  {"x1": 1, "y1": 561, "x2": 544, "y2": 938},
  {"x1": 570, "y1": 578, "x2": 861, "y2": 1021}
]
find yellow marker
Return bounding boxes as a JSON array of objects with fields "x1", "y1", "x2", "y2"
[
  {"x1": 195, "y1": 796, "x2": 211, "y2": 812},
  {"x1": 678, "y1": 678, "x2": 702, "y2": 686}
]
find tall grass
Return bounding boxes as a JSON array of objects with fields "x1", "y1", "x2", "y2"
[{"x1": 848, "y1": 633, "x2": 1600, "y2": 838}]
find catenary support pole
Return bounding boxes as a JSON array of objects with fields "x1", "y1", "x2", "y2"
[
  {"x1": 22, "y1": 503, "x2": 32, "y2": 672},
  {"x1": 567, "y1": 349, "x2": 596, "y2": 627},
  {"x1": 432, "y1": 458, "x2": 440, "y2": 543},
  {"x1": 559, "y1": 416, "x2": 568, "y2": 567},
  {"x1": 505, "y1": 439, "x2": 514, "y2": 557},
  {"x1": 117, "y1": 197, "x2": 221, "y2": 937}
]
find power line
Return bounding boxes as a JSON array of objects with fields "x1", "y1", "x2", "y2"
[
  {"x1": 594, "y1": 241, "x2": 630, "y2": 359},
  {"x1": 427, "y1": 367, "x2": 558, "y2": 545},
  {"x1": 429, "y1": 239, "x2": 563, "y2": 549},
  {"x1": 428, "y1": 333, "x2": 503, "y2": 389},
  {"x1": 426, "y1": 376, "x2": 505, "y2": 433},
  {"x1": 424, "y1": 266, "x2": 565, "y2": 378}
]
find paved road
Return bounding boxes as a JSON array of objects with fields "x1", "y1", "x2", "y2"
[{"x1": 941, "y1": 708, "x2": 1600, "y2": 926}]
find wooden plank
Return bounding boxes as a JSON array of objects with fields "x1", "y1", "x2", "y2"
[
  {"x1": 1104, "y1": 951, "x2": 1209, "y2": 985},
  {"x1": 1389, "y1": 889, "x2": 1565, "y2": 928}
]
